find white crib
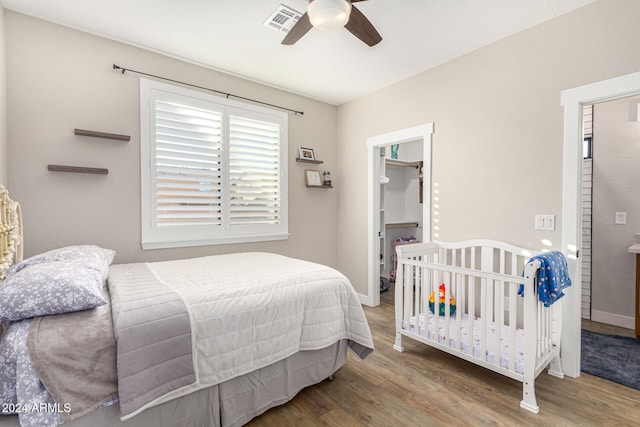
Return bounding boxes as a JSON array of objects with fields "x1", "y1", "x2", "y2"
[{"x1": 393, "y1": 240, "x2": 564, "y2": 414}]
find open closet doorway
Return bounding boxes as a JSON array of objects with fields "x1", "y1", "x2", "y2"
[
  {"x1": 561, "y1": 71, "x2": 640, "y2": 378},
  {"x1": 581, "y1": 95, "x2": 640, "y2": 332},
  {"x1": 367, "y1": 124, "x2": 433, "y2": 307}
]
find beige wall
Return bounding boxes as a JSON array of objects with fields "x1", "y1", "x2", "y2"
[
  {"x1": 337, "y1": 0, "x2": 640, "y2": 296},
  {"x1": 6, "y1": 12, "x2": 338, "y2": 266},
  {"x1": 591, "y1": 95, "x2": 640, "y2": 325},
  {"x1": 0, "y1": 5, "x2": 7, "y2": 185},
  {"x1": 6, "y1": 1, "x2": 640, "y2": 299}
]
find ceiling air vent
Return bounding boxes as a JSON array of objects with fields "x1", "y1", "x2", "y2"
[{"x1": 264, "y1": 4, "x2": 303, "y2": 33}]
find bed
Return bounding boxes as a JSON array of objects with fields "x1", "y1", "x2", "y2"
[
  {"x1": 0, "y1": 185, "x2": 375, "y2": 427},
  {"x1": 393, "y1": 239, "x2": 570, "y2": 414}
]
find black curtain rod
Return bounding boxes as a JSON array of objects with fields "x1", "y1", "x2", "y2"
[{"x1": 112, "y1": 64, "x2": 304, "y2": 116}]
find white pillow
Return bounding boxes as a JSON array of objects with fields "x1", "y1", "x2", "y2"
[
  {"x1": 7, "y1": 245, "x2": 115, "y2": 279},
  {"x1": 0, "y1": 261, "x2": 107, "y2": 323}
]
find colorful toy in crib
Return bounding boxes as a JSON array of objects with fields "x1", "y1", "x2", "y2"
[{"x1": 429, "y1": 283, "x2": 457, "y2": 316}]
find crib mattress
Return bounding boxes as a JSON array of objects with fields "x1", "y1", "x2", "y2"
[{"x1": 405, "y1": 313, "x2": 525, "y2": 374}]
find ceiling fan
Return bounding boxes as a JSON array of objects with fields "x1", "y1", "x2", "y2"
[{"x1": 282, "y1": 0, "x2": 382, "y2": 47}]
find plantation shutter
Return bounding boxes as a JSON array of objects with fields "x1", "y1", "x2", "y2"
[
  {"x1": 228, "y1": 115, "x2": 281, "y2": 225},
  {"x1": 141, "y1": 78, "x2": 288, "y2": 249},
  {"x1": 154, "y1": 99, "x2": 223, "y2": 226}
]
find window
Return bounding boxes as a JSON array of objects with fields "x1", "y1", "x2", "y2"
[
  {"x1": 583, "y1": 137, "x2": 592, "y2": 159},
  {"x1": 140, "y1": 79, "x2": 288, "y2": 249}
]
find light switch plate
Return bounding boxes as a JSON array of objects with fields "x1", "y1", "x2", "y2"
[
  {"x1": 535, "y1": 214, "x2": 555, "y2": 231},
  {"x1": 615, "y1": 212, "x2": 627, "y2": 225}
]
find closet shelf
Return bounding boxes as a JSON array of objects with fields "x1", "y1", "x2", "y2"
[
  {"x1": 74, "y1": 128, "x2": 130, "y2": 142},
  {"x1": 385, "y1": 221, "x2": 419, "y2": 229},
  {"x1": 48, "y1": 165, "x2": 109, "y2": 175}
]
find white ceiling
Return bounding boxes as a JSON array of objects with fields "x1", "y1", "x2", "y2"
[{"x1": 1, "y1": 0, "x2": 595, "y2": 105}]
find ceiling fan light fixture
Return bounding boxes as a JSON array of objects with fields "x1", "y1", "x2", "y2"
[{"x1": 307, "y1": 0, "x2": 352, "y2": 31}]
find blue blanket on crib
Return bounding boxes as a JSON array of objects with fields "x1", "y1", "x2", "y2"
[{"x1": 518, "y1": 251, "x2": 572, "y2": 307}]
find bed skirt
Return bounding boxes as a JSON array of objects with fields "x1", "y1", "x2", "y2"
[{"x1": 0, "y1": 339, "x2": 348, "y2": 427}]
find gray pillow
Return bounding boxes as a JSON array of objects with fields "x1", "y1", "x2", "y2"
[
  {"x1": 0, "y1": 261, "x2": 107, "y2": 323},
  {"x1": 7, "y1": 245, "x2": 115, "y2": 278}
]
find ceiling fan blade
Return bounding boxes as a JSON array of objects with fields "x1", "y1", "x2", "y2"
[
  {"x1": 281, "y1": 12, "x2": 313, "y2": 45},
  {"x1": 345, "y1": 5, "x2": 382, "y2": 47}
]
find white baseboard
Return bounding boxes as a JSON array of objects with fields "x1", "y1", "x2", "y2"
[
  {"x1": 591, "y1": 310, "x2": 634, "y2": 330},
  {"x1": 358, "y1": 292, "x2": 374, "y2": 307}
]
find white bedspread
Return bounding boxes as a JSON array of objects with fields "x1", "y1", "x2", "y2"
[{"x1": 110, "y1": 252, "x2": 374, "y2": 419}]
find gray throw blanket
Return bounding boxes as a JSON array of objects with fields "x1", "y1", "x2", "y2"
[{"x1": 27, "y1": 290, "x2": 117, "y2": 422}]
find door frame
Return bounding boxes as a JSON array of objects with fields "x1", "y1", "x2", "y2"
[
  {"x1": 366, "y1": 123, "x2": 434, "y2": 307},
  {"x1": 561, "y1": 71, "x2": 640, "y2": 377}
]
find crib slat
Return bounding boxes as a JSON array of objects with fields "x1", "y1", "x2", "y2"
[
  {"x1": 424, "y1": 255, "x2": 432, "y2": 338},
  {"x1": 414, "y1": 263, "x2": 420, "y2": 329},
  {"x1": 419, "y1": 257, "x2": 426, "y2": 315},
  {"x1": 537, "y1": 301, "x2": 542, "y2": 358},
  {"x1": 544, "y1": 302, "x2": 550, "y2": 356},
  {"x1": 482, "y1": 247, "x2": 494, "y2": 323},
  {"x1": 455, "y1": 272, "x2": 462, "y2": 351},
  {"x1": 444, "y1": 268, "x2": 451, "y2": 345},
  {"x1": 496, "y1": 279, "x2": 504, "y2": 369},
  {"x1": 434, "y1": 276, "x2": 440, "y2": 343},
  {"x1": 403, "y1": 260, "x2": 412, "y2": 335},
  {"x1": 460, "y1": 249, "x2": 467, "y2": 313},
  {"x1": 508, "y1": 282, "x2": 517, "y2": 372},
  {"x1": 508, "y1": 253, "x2": 518, "y2": 371},
  {"x1": 449, "y1": 247, "x2": 457, "y2": 346},
  {"x1": 480, "y1": 277, "x2": 487, "y2": 361},
  {"x1": 468, "y1": 253, "x2": 475, "y2": 357}
]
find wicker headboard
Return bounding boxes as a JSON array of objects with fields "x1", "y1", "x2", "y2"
[{"x1": 0, "y1": 184, "x2": 23, "y2": 281}]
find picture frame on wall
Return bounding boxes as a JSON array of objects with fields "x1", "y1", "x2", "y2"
[
  {"x1": 305, "y1": 170, "x2": 322, "y2": 187},
  {"x1": 298, "y1": 147, "x2": 315, "y2": 161}
]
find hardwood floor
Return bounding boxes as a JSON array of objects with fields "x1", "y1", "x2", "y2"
[
  {"x1": 248, "y1": 287, "x2": 640, "y2": 426},
  {"x1": 582, "y1": 319, "x2": 635, "y2": 338}
]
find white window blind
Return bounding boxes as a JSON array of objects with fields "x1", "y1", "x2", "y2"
[
  {"x1": 141, "y1": 79, "x2": 288, "y2": 249},
  {"x1": 229, "y1": 115, "x2": 281, "y2": 226},
  {"x1": 155, "y1": 100, "x2": 223, "y2": 226}
]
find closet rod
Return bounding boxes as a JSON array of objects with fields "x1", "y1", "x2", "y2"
[
  {"x1": 113, "y1": 64, "x2": 304, "y2": 116},
  {"x1": 385, "y1": 222, "x2": 419, "y2": 229},
  {"x1": 385, "y1": 159, "x2": 420, "y2": 169}
]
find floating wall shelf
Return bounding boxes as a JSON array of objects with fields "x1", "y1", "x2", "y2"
[
  {"x1": 48, "y1": 165, "x2": 109, "y2": 175},
  {"x1": 307, "y1": 185, "x2": 333, "y2": 189},
  {"x1": 74, "y1": 128, "x2": 130, "y2": 142},
  {"x1": 296, "y1": 158, "x2": 323, "y2": 164}
]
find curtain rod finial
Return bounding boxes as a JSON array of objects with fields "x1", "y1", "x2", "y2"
[{"x1": 112, "y1": 64, "x2": 125, "y2": 74}]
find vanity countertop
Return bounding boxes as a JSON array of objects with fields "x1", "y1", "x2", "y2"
[{"x1": 628, "y1": 243, "x2": 640, "y2": 254}]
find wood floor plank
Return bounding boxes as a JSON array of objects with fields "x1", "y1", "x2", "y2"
[{"x1": 247, "y1": 287, "x2": 640, "y2": 426}]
